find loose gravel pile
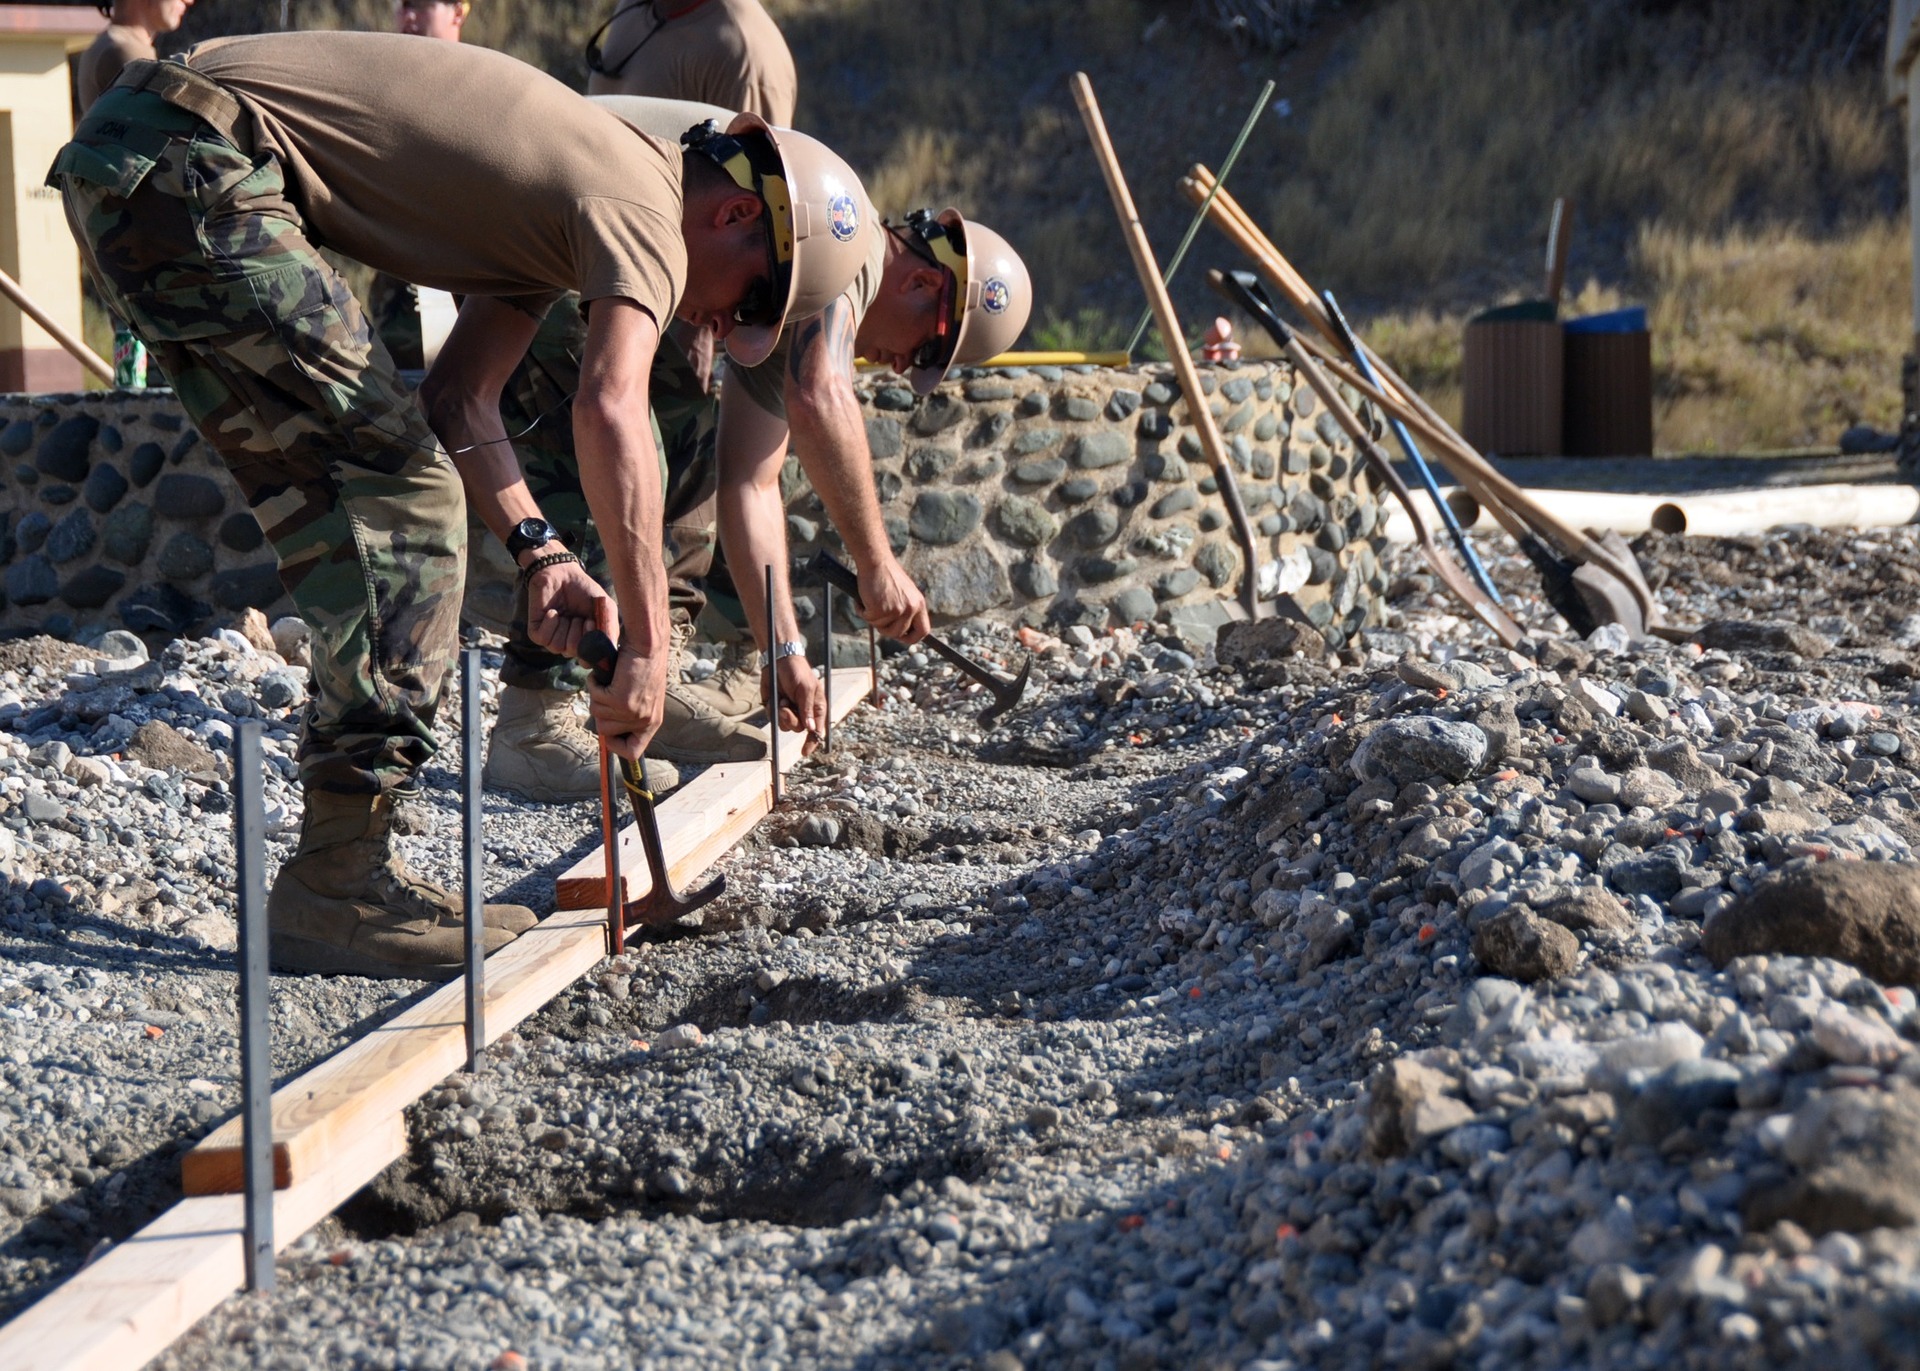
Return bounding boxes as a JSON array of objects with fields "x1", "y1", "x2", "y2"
[{"x1": 6, "y1": 524, "x2": 1920, "y2": 1370}]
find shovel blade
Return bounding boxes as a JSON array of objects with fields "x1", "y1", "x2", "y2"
[{"x1": 1570, "y1": 529, "x2": 1659, "y2": 637}]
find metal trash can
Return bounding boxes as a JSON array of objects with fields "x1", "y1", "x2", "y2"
[
  {"x1": 1463, "y1": 300, "x2": 1563, "y2": 456},
  {"x1": 1563, "y1": 307, "x2": 1653, "y2": 457}
]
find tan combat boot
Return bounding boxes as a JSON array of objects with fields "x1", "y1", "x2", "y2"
[
  {"x1": 484, "y1": 685, "x2": 680, "y2": 803},
  {"x1": 267, "y1": 790, "x2": 539, "y2": 980},
  {"x1": 677, "y1": 641, "x2": 764, "y2": 722},
  {"x1": 643, "y1": 624, "x2": 768, "y2": 765}
]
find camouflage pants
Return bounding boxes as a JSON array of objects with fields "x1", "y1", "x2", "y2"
[
  {"x1": 52, "y1": 86, "x2": 465, "y2": 795},
  {"x1": 478, "y1": 303, "x2": 724, "y2": 691}
]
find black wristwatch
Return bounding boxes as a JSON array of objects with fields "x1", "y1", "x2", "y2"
[{"x1": 505, "y1": 516, "x2": 559, "y2": 560}]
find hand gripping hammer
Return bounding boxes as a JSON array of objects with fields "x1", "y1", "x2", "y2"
[
  {"x1": 579, "y1": 630, "x2": 725, "y2": 949},
  {"x1": 806, "y1": 551, "x2": 1032, "y2": 726}
]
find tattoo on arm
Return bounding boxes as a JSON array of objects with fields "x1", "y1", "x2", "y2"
[{"x1": 788, "y1": 297, "x2": 856, "y2": 387}]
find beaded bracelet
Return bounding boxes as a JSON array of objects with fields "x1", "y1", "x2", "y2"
[{"x1": 516, "y1": 549, "x2": 580, "y2": 585}]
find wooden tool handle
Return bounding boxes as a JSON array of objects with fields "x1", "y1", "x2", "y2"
[
  {"x1": 1180, "y1": 167, "x2": 1655, "y2": 622},
  {"x1": 0, "y1": 266, "x2": 113, "y2": 384},
  {"x1": 1071, "y1": 73, "x2": 1263, "y2": 621}
]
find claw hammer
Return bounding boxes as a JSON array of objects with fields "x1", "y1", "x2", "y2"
[{"x1": 579, "y1": 630, "x2": 725, "y2": 951}]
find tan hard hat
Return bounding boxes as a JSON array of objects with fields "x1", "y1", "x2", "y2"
[
  {"x1": 900, "y1": 209, "x2": 1033, "y2": 395},
  {"x1": 674, "y1": 112, "x2": 875, "y2": 367}
]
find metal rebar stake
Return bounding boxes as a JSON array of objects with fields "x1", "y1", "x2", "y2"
[
  {"x1": 766, "y1": 564, "x2": 781, "y2": 806},
  {"x1": 821, "y1": 578, "x2": 833, "y2": 752},
  {"x1": 233, "y1": 721, "x2": 275, "y2": 1293},
  {"x1": 867, "y1": 619, "x2": 881, "y2": 706},
  {"x1": 460, "y1": 648, "x2": 484, "y2": 1073}
]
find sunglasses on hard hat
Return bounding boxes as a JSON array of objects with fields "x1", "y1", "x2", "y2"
[
  {"x1": 887, "y1": 216, "x2": 960, "y2": 372},
  {"x1": 732, "y1": 272, "x2": 779, "y2": 330}
]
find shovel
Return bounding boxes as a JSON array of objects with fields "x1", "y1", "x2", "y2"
[
  {"x1": 1180, "y1": 165, "x2": 1662, "y2": 638},
  {"x1": 1209, "y1": 270, "x2": 1524, "y2": 648}
]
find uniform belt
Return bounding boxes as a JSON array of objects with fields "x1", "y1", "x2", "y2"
[{"x1": 111, "y1": 57, "x2": 253, "y2": 152}]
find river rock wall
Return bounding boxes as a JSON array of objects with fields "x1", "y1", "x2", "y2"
[{"x1": 0, "y1": 362, "x2": 1394, "y2": 651}]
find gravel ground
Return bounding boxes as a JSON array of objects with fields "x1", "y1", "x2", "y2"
[{"x1": 7, "y1": 524, "x2": 1920, "y2": 1369}]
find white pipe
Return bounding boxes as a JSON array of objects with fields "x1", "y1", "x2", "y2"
[{"x1": 1385, "y1": 484, "x2": 1920, "y2": 542}]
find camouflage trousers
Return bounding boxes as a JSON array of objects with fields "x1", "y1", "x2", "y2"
[
  {"x1": 51, "y1": 86, "x2": 465, "y2": 795},
  {"x1": 473, "y1": 303, "x2": 725, "y2": 692}
]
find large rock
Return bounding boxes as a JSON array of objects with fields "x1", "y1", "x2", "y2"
[
  {"x1": 34, "y1": 415, "x2": 97, "y2": 481},
  {"x1": 1745, "y1": 1085, "x2": 1920, "y2": 1235},
  {"x1": 102, "y1": 502, "x2": 154, "y2": 564},
  {"x1": 1215, "y1": 617, "x2": 1326, "y2": 668},
  {"x1": 59, "y1": 565, "x2": 126, "y2": 610},
  {"x1": 989, "y1": 496, "x2": 1057, "y2": 549},
  {"x1": 83, "y1": 463, "x2": 128, "y2": 513},
  {"x1": 211, "y1": 563, "x2": 285, "y2": 611},
  {"x1": 127, "y1": 720, "x2": 220, "y2": 775},
  {"x1": 156, "y1": 531, "x2": 215, "y2": 581},
  {"x1": 1071, "y1": 431, "x2": 1130, "y2": 469},
  {"x1": 908, "y1": 491, "x2": 981, "y2": 546},
  {"x1": 153, "y1": 473, "x2": 226, "y2": 520},
  {"x1": 1701, "y1": 861, "x2": 1920, "y2": 985},
  {"x1": 909, "y1": 544, "x2": 1010, "y2": 619},
  {"x1": 45, "y1": 509, "x2": 95, "y2": 564},
  {"x1": 1695, "y1": 619, "x2": 1832, "y2": 659},
  {"x1": 1367, "y1": 1058, "x2": 1475, "y2": 1158},
  {"x1": 1533, "y1": 886, "x2": 1635, "y2": 935},
  {"x1": 119, "y1": 583, "x2": 208, "y2": 635},
  {"x1": 1350, "y1": 716, "x2": 1489, "y2": 785},
  {"x1": 4, "y1": 555, "x2": 56, "y2": 606},
  {"x1": 1472, "y1": 908, "x2": 1579, "y2": 982}
]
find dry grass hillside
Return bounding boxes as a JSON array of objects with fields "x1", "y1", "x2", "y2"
[{"x1": 156, "y1": 0, "x2": 1903, "y2": 452}]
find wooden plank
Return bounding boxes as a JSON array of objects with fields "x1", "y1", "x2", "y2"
[
  {"x1": 182, "y1": 905, "x2": 608, "y2": 1196},
  {"x1": 182, "y1": 665, "x2": 872, "y2": 1197},
  {"x1": 556, "y1": 665, "x2": 873, "y2": 909},
  {"x1": 0, "y1": 1114, "x2": 405, "y2": 1371}
]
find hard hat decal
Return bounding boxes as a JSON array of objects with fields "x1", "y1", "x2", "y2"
[
  {"x1": 827, "y1": 193, "x2": 860, "y2": 244},
  {"x1": 982, "y1": 276, "x2": 1011, "y2": 315}
]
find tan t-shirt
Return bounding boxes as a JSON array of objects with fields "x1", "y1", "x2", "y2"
[
  {"x1": 587, "y1": 0, "x2": 796, "y2": 127},
  {"x1": 730, "y1": 220, "x2": 887, "y2": 421},
  {"x1": 187, "y1": 32, "x2": 686, "y2": 326},
  {"x1": 77, "y1": 25, "x2": 156, "y2": 110}
]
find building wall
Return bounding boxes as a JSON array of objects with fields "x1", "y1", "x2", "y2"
[{"x1": 0, "y1": 5, "x2": 102, "y2": 394}]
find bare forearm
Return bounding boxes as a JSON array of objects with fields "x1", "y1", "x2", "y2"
[
  {"x1": 575, "y1": 401, "x2": 669, "y2": 655},
  {"x1": 787, "y1": 386, "x2": 895, "y2": 575}
]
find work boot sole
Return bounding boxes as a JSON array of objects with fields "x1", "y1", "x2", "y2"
[{"x1": 646, "y1": 733, "x2": 767, "y2": 765}]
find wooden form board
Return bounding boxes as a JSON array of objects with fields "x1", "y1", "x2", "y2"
[
  {"x1": 0, "y1": 1115, "x2": 405, "y2": 1371},
  {"x1": 182, "y1": 665, "x2": 872, "y2": 1197}
]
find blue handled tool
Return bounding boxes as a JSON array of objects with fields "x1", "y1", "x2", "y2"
[{"x1": 1319, "y1": 290, "x2": 1504, "y2": 606}]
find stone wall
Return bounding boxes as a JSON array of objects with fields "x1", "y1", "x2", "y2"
[
  {"x1": 801, "y1": 361, "x2": 1392, "y2": 648},
  {"x1": 0, "y1": 390, "x2": 288, "y2": 640},
  {"x1": 0, "y1": 361, "x2": 1393, "y2": 651}
]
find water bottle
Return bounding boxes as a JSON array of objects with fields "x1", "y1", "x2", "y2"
[{"x1": 112, "y1": 326, "x2": 146, "y2": 388}]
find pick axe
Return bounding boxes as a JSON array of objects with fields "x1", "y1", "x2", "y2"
[
  {"x1": 578, "y1": 630, "x2": 724, "y2": 947},
  {"x1": 806, "y1": 552, "x2": 1032, "y2": 726}
]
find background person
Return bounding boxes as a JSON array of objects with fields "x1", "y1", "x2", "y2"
[{"x1": 76, "y1": 0, "x2": 194, "y2": 111}]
